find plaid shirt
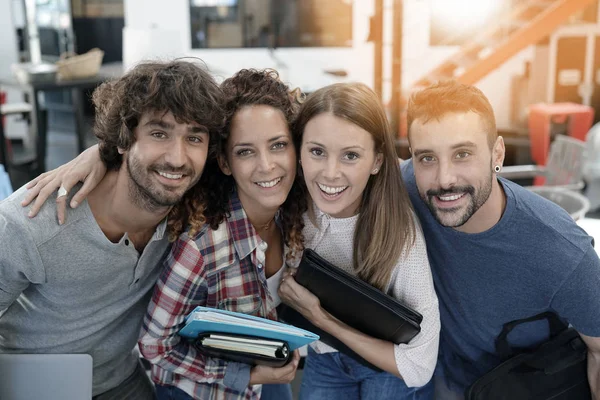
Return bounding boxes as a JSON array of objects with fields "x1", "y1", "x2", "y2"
[{"x1": 138, "y1": 190, "x2": 277, "y2": 400}]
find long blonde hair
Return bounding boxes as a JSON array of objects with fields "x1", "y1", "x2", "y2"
[{"x1": 293, "y1": 83, "x2": 416, "y2": 290}]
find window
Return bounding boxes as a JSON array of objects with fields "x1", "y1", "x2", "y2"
[{"x1": 189, "y1": 0, "x2": 353, "y2": 48}]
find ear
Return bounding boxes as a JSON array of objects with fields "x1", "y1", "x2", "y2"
[
  {"x1": 117, "y1": 147, "x2": 125, "y2": 155},
  {"x1": 371, "y1": 153, "x2": 384, "y2": 175},
  {"x1": 218, "y1": 155, "x2": 232, "y2": 176},
  {"x1": 492, "y1": 136, "x2": 505, "y2": 170}
]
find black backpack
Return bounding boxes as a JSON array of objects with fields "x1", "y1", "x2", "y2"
[{"x1": 465, "y1": 312, "x2": 591, "y2": 400}]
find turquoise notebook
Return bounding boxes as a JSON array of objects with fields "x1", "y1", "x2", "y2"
[{"x1": 179, "y1": 306, "x2": 319, "y2": 351}]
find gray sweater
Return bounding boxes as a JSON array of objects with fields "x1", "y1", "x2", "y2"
[{"x1": 0, "y1": 186, "x2": 170, "y2": 396}]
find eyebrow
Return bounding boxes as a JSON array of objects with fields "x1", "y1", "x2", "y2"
[
  {"x1": 412, "y1": 141, "x2": 477, "y2": 157},
  {"x1": 451, "y1": 141, "x2": 477, "y2": 149},
  {"x1": 189, "y1": 126, "x2": 208, "y2": 134},
  {"x1": 145, "y1": 120, "x2": 173, "y2": 130},
  {"x1": 232, "y1": 134, "x2": 288, "y2": 148},
  {"x1": 305, "y1": 140, "x2": 365, "y2": 151},
  {"x1": 144, "y1": 119, "x2": 207, "y2": 134}
]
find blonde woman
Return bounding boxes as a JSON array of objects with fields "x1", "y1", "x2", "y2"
[{"x1": 278, "y1": 83, "x2": 440, "y2": 400}]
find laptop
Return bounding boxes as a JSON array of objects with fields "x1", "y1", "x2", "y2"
[{"x1": 0, "y1": 353, "x2": 93, "y2": 400}]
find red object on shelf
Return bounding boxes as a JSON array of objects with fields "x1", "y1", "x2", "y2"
[
  {"x1": 528, "y1": 102, "x2": 594, "y2": 165},
  {"x1": 0, "y1": 91, "x2": 6, "y2": 120}
]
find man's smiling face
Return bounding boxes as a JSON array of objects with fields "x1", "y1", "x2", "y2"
[{"x1": 410, "y1": 111, "x2": 497, "y2": 231}]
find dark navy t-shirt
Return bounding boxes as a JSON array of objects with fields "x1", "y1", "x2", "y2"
[{"x1": 401, "y1": 159, "x2": 600, "y2": 393}]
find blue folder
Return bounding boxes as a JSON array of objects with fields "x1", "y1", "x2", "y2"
[{"x1": 179, "y1": 306, "x2": 319, "y2": 351}]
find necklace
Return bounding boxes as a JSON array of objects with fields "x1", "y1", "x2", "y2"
[{"x1": 260, "y1": 218, "x2": 274, "y2": 230}]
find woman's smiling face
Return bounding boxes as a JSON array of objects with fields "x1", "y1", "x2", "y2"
[
  {"x1": 300, "y1": 113, "x2": 382, "y2": 218},
  {"x1": 220, "y1": 105, "x2": 296, "y2": 216}
]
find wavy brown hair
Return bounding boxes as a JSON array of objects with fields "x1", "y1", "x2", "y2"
[
  {"x1": 91, "y1": 59, "x2": 225, "y2": 241},
  {"x1": 293, "y1": 83, "x2": 416, "y2": 291},
  {"x1": 186, "y1": 69, "x2": 307, "y2": 258}
]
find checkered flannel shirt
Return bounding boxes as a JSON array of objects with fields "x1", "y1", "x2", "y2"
[{"x1": 139, "y1": 191, "x2": 277, "y2": 400}]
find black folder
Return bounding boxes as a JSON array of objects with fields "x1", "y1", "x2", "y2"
[{"x1": 278, "y1": 249, "x2": 422, "y2": 369}]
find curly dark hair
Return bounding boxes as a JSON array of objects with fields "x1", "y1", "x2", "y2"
[
  {"x1": 91, "y1": 59, "x2": 224, "y2": 241},
  {"x1": 180, "y1": 69, "x2": 307, "y2": 259},
  {"x1": 92, "y1": 59, "x2": 224, "y2": 171}
]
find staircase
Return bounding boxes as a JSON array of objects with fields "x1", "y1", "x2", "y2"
[{"x1": 413, "y1": 0, "x2": 596, "y2": 88}]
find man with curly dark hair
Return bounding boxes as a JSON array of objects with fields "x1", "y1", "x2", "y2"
[{"x1": 0, "y1": 59, "x2": 223, "y2": 399}]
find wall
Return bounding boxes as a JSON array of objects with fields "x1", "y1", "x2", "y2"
[
  {"x1": 0, "y1": 1, "x2": 20, "y2": 81},
  {"x1": 401, "y1": 0, "x2": 534, "y2": 131},
  {"x1": 123, "y1": 0, "x2": 374, "y2": 91},
  {"x1": 123, "y1": 0, "x2": 534, "y2": 129}
]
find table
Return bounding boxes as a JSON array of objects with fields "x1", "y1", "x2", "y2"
[
  {"x1": 0, "y1": 62, "x2": 122, "y2": 175},
  {"x1": 0, "y1": 102, "x2": 33, "y2": 177}
]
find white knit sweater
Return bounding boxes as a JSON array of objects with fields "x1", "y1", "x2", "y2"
[{"x1": 295, "y1": 205, "x2": 440, "y2": 387}]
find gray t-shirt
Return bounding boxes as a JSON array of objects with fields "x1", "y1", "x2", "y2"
[{"x1": 0, "y1": 186, "x2": 170, "y2": 395}]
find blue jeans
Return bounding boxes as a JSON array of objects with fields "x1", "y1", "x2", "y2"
[
  {"x1": 433, "y1": 374, "x2": 464, "y2": 400},
  {"x1": 155, "y1": 384, "x2": 193, "y2": 400},
  {"x1": 299, "y1": 348, "x2": 434, "y2": 400},
  {"x1": 261, "y1": 383, "x2": 293, "y2": 400},
  {"x1": 156, "y1": 382, "x2": 292, "y2": 400}
]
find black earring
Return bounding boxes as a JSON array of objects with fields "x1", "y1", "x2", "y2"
[{"x1": 494, "y1": 165, "x2": 501, "y2": 173}]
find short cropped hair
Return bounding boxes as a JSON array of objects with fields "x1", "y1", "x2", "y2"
[{"x1": 407, "y1": 80, "x2": 497, "y2": 148}]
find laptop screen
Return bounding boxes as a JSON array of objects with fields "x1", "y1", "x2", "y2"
[{"x1": 0, "y1": 353, "x2": 93, "y2": 400}]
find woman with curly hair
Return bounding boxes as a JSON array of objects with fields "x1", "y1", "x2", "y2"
[
  {"x1": 136, "y1": 69, "x2": 307, "y2": 400},
  {"x1": 23, "y1": 69, "x2": 307, "y2": 400}
]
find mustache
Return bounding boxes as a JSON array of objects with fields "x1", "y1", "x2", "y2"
[{"x1": 426, "y1": 186, "x2": 475, "y2": 197}]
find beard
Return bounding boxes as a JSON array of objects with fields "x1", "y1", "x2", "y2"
[
  {"x1": 126, "y1": 154, "x2": 197, "y2": 213},
  {"x1": 420, "y1": 169, "x2": 493, "y2": 228}
]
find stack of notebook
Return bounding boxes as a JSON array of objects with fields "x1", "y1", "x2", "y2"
[{"x1": 180, "y1": 306, "x2": 319, "y2": 366}]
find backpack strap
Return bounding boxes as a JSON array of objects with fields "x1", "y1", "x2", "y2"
[{"x1": 496, "y1": 312, "x2": 569, "y2": 360}]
